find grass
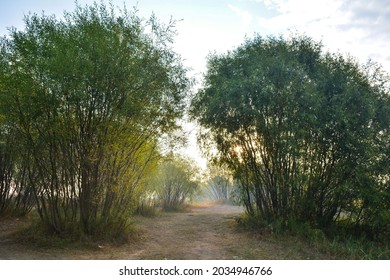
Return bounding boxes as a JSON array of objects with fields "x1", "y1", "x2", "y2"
[
  {"x1": 12, "y1": 218, "x2": 95, "y2": 250},
  {"x1": 324, "y1": 237, "x2": 390, "y2": 259},
  {"x1": 235, "y1": 213, "x2": 390, "y2": 260},
  {"x1": 7, "y1": 211, "x2": 140, "y2": 252}
]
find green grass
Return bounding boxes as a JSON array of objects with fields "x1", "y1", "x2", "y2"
[
  {"x1": 9, "y1": 212, "x2": 139, "y2": 251},
  {"x1": 12, "y1": 217, "x2": 92, "y2": 250},
  {"x1": 235, "y1": 213, "x2": 390, "y2": 259}
]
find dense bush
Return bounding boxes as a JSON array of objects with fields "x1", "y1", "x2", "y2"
[
  {"x1": 191, "y1": 34, "x2": 390, "y2": 241},
  {"x1": 0, "y1": 2, "x2": 189, "y2": 239},
  {"x1": 154, "y1": 158, "x2": 200, "y2": 211}
]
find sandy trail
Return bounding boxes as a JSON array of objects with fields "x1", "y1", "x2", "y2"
[{"x1": 123, "y1": 203, "x2": 244, "y2": 260}]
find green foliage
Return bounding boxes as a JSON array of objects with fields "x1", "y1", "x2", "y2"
[
  {"x1": 154, "y1": 157, "x2": 200, "y2": 211},
  {"x1": 191, "y1": 34, "x2": 390, "y2": 241},
  {"x1": 0, "y1": 1, "x2": 189, "y2": 239},
  {"x1": 236, "y1": 213, "x2": 390, "y2": 259}
]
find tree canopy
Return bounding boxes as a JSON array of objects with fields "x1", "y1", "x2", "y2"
[
  {"x1": 0, "y1": 2, "x2": 190, "y2": 239},
  {"x1": 191, "y1": 35, "x2": 390, "y2": 239}
]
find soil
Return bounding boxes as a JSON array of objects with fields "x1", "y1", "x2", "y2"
[{"x1": 0, "y1": 202, "x2": 331, "y2": 260}]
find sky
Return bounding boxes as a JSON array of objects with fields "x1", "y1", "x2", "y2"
[{"x1": 1, "y1": 0, "x2": 390, "y2": 169}]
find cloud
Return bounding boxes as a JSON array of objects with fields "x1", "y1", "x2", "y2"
[
  {"x1": 228, "y1": 4, "x2": 253, "y2": 29},
  {"x1": 255, "y1": 0, "x2": 390, "y2": 71},
  {"x1": 257, "y1": 0, "x2": 343, "y2": 31},
  {"x1": 338, "y1": 0, "x2": 390, "y2": 41},
  {"x1": 339, "y1": 0, "x2": 390, "y2": 70}
]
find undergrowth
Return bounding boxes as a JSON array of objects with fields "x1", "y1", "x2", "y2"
[
  {"x1": 235, "y1": 213, "x2": 390, "y2": 259},
  {"x1": 134, "y1": 204, "x2": 158, "y2": 217},
  {"x1": 11, "y1": 213, "x2": 138, "y2": 250}
]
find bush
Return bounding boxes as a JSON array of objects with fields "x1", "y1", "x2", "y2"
[
  {"x1": 191, "y1": 34, "x2": 390, "y2": 241},
  {"x1": 0, "y1": 1, "x2": 189, "y2": 239},
  {"x1": 154, "y1": 157, "x2": 200, "y2": 211}
]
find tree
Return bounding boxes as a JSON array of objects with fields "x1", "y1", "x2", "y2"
[
  {"x1": 0, "y1": 126, "x2": 35, "y2": 216},
  {"x1": 0, "y1": 2, "x2": 189, "y2": 239},
  {"x1": 207, "y1": 175, "x2": 231, "y2": 201},
  {"x1": 0, "y1": 42, "x2": 35, "y2": 216},
  {"x1": 154, "y1": 157, "x2": 200, "y2": 211},
  {"x1": 191, "y1": 34, "x2": 390, "y2": 238},
  {"x1": 205, "y1": 163, "x2": 233, "y2": 202}
]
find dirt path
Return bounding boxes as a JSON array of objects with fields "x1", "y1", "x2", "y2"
[
  {"x1": 0, "y1": 202, "x2": 330, "y2": 259},
  {"x1": 124, "y1": 203, "x2": 245, "y2": 260}
]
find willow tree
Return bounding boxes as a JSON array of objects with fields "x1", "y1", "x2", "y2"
[
  {"x1": 191, "y1": 35, "x2": 390, "y2": 237},
  {"x1": 0, "y1": 2, "x2": 189, "y2": 238},
  {"x1": 152, "y1": 157, "x2": 200, "y2": 211}
]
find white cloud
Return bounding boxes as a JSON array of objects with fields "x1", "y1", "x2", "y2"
[
  {"x1": 255, "y1": 0, "x2": 390, "y2": 71},
  {"x1": 257, "y1": 0, "x2": 343, "y2": 31},
  {"x1": 228, "y1": 4, "x2": 253, "y2": 29},
  {"x1": 338, "y1": 0, "x2": 390, "y2": 41}
]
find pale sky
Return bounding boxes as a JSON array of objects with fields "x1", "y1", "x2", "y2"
[{"x1": 1, "y1": 0, "x2": 390, "y2": 169}]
